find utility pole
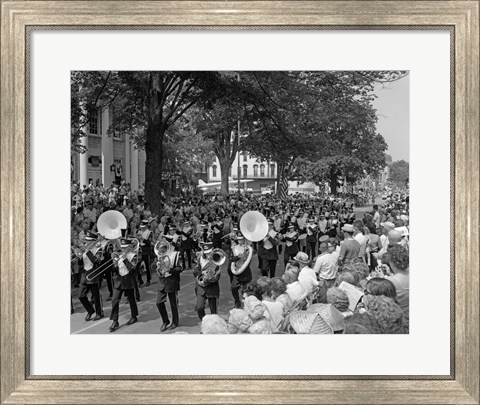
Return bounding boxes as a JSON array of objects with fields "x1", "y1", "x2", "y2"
[{"x1": 237, "y1": 73, "x2": 241, "y2": 198}]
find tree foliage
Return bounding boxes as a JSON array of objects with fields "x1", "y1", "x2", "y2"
[
  {"x1": 389, "y1": 160, "x2": 409, "y2": 185},
  {"x1": 72, "y1": 70, "x2": 408, "y2": 208}
]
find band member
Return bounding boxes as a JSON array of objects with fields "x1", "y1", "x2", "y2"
[
  {"x1": 306, "y1": 220, "x2": 318, "y2": 261},
  {"x1": 99, "y1": 242, "x2": 115, "y2": 301},
  {"x1": 156, "y1": 234, "x2": 183, "y2": 332},
  {"x1": 78, "y1": 231, "x2": 103, "y2": 321},
  {"x1": 259, "y1": 219, "x2": 279, "y2": 278},
  {"x1": 212, "y1": 216, "x2": 224, "y2": 250},
  {"x1": 136, "y1": 220, "x2": 152, "y2": 286},
  {"x1": 283, "y1": 224, "x2": 299, "y2": 268},
  {"x1": 192, "y1": 242, "x2": 221, "y2": 320},
  {"x1": 229, "y1": 233, "x2": 253, "y2": 309},
  {"x1": 109, "y1": 238, "x2": 139, "y2": 332},
  {"x1": 180, "y1": 220, "x2": 195, "y2": 270}
]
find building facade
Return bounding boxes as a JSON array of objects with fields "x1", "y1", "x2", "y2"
[
  {"x1": 72, "y1": 107, "x2": 146, "y2": 190},
  {"x1": 208, "y1": 153, "x2": 277, "y2": 193}
]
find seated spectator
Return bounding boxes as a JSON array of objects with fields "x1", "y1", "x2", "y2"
[
  {"x1": 326, "y1": 287, "x2": 350, "y2": 315},
  {"x1": 270, "y1": 277, "x2": 293, "y2": 315},
  {"x1": 363, "y1": 295, "x2": 405, "y2": 334},
  {"x1": 365, "y1": 278, "x2": 398, "y2": 303},
  {"x1": 334, "y1": 270, "x2": 360, "y2": 288},
  {"x1": 386, "y1": 245, "x2": 409, "y2": 331}
]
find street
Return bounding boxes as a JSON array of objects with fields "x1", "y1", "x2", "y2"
[{"x1": 71, "y1": 200, "x2": 378, "y2": 334}]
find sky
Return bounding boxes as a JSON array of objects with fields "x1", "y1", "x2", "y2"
[{"x1": 371, "y1": 74, "x2": 410, "y2": 162}]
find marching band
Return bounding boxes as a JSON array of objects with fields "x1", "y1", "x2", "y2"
[{"x1": 71, "y1": 191, "x2": 410, "y2": 334}]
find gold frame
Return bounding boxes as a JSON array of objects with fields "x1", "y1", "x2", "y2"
[{"x1": 1, "y1": 1, "x2": 479, "y2": 404}]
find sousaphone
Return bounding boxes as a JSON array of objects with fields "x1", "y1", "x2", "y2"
[
  {"x1": 239, "y1": 211, "x2": 268, "y2": 242},
  {"x1": 97, "y1": 210, "x2": 127, "y2": 239}
]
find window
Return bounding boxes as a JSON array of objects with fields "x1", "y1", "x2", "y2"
[
  {"x1": 242, "y1": 165, "x2": 248, "y2": 178},
  {"x1": 260, "y1": 164, "x2": 265, "y2": 177},
  {"x1": 270, "y1": 164, "x2": 275, "y2": 178},
  {"x1": 243, "y1": 154, "x2": 247, "y2": 162},
  {"x1": 89, "y1": 109, "x2": 99, "y2": 134},
  {"x1": 212, "y1": 165, "x2": 217, "y2": 178},
  {"x1": 229, "y1": 166, "x2": 232, "y2": 176},
  {"x1": 253, "y1": 165, "x2": 258, "y2": 177}
]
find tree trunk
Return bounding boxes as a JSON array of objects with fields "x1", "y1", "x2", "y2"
[
  {"x1": 219, "y1": 159, "x2": 230, "y2": 197},
  {"x1": 329, "y1": 169, "x2": 338, "y2": 196},
  {"x1": 144, "y1": 121, "x2": 165, "y2": 215}
]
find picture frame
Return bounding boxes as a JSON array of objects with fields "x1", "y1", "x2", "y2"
[{"x1": 1, "y1": 1, "x2": 478, "y2": 404}]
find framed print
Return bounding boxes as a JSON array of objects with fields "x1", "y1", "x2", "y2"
[{"x1": 1, "y1": 1, "x2": 479, "y2": 404}]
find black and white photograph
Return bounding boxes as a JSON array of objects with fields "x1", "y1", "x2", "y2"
[{"x1": 70, "y1": 70, "x2": 409, "y2": 335}]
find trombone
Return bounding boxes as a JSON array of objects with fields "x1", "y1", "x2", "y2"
[{"x1": 84, "y1": 211, "x2": 128, "y2": 282}]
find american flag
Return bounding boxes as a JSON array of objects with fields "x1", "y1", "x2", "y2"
[{"x1": 280, "y1": 176, "x2": 289, "y2": 200}]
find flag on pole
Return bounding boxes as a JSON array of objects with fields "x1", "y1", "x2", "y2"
[{"x1": 280, "y1": 176, "x2": 289, "y2": 200}]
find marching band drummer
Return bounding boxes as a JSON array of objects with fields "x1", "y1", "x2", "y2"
[
  {"x1": 109, "y1": 238, "x2": 139, "y2": 333},
  {"x1": 156, "y1": 234, "x2": 183, "y2": 332},
  {"x1": 78, "y1": 231, "x2": 104, "y2": 322},
  {"x1": 283, "y1": 224, "x2": 299, "y2": 269},
  {"x1": 192, "y1": 242, "x2": 221, "y2": 320},
  {"x1": 229, "y1": 233, "x2": 253, "y2": 309}
]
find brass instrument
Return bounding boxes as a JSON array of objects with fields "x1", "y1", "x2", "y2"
[
  {"x1": 230, "y1": 243, "x2": 253, "y2": 276},
  {"x1": 112, "y1": 238, "x2": 140, "y2": 264},
  {"x1": 84, "y1": 211, "x2": 127, "y2": 281},
  {"x1": 154, "y1": 240, "x2": 171, "y2": 277},
  {"x1": 239, "y1": 211, "x2": 268, "y2": 242},
  {"x1": 196, "y1": 248, "x2": 225, "y2": 287}
]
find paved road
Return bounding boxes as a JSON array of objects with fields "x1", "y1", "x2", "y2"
[
  {"x1": 71, "y1": 252, "x2": 283, "y2": 335},
  {"x1": 71, "y1": 200, "x2": 379, "y2": 334}
]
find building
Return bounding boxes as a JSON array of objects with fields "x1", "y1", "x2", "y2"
[
  {"x1": 72, "y1": 107, "x2": 146, "y2": 190},
  {"x1": 207, "y1": 154, "x2": 321, "y2": 194},
  {"x1": 208, "y1": 154, "x2": 277, "y2": 193}
]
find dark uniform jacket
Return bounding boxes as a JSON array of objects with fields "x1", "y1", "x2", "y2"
[
  {"x1": 258, "y1": 236, "x2": 279, "y2": 261},
  {"x1": 112, "y1": 258, "x2": 137, "y2": 290},
  {"x1": 193, "y1": 259, "x2": 220, "y2": 298},
  {"x1": 157, "y1": 251, "x2": 182, "y2": 293},
  {"x1": 230, "y1": 246, "x2": 253, "y2": 286}
]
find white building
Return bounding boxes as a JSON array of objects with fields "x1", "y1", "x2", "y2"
[
  {"x1": 208, "y1": 154, "x2": 277, "y2": 193},
  {"x1": 72, "y1": 107, "x2": 146, "y2": 190}
]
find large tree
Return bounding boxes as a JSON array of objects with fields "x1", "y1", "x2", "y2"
[
  {"x1": 90, "y1": 71, "x2": 223, "y2": 213},
  {"x1": 241, "y1": 71, "x2": 407, "y2": 195}
]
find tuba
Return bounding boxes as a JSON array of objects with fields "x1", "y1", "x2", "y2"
[
  {"x1": 154, "y1": 240, "x2": 171, "y2": 277},
  {"x1": 230, "y1": 243, "x2": 253, "y2": 275},
  {"x1": 97, "y1": 210, "x2": 127, "y2": 239},
  {"x1": 196, "y1": 249, "x2": 225, "y2": 287}
]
